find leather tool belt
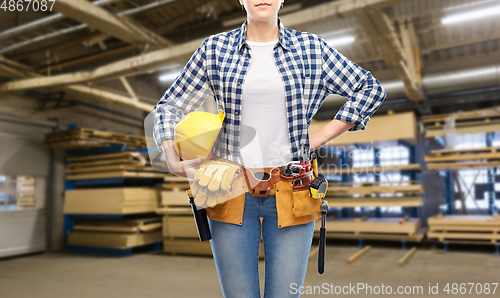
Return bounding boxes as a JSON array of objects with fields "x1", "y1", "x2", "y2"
[
  {"x1": 204, "y1": 154, "x2": 314, "y2": 198},
  {"x1": 242, "y1": 165, "x2": 314, "y2": 197}
]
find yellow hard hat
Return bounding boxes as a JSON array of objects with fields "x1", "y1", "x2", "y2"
[{"x1": 174, "y1": 111, "x2": 225, "y2": 160}]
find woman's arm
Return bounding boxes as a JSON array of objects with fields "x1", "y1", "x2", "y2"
[
  {"x1": 309, "y1": 120, "x2": 355, "y2": 151},
  {"x1": 315, "y1": 37, "x2": 387, "y2": 144},
  {"x1": 152, "y1": 37, "x2": 212, "y2": 177},
  {"x1": 161, "y1": 139, "x2": 204, "y2": 179},
  {"x1": 308, "y1": 37, "x2": 387, "y2": 151}
]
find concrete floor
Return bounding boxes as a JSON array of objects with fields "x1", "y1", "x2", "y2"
[{"x1": 1, "y1": 244, "x2": 500, "y2": 298}]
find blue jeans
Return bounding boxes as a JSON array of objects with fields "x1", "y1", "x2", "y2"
[{"x1": 208, "y1": 192, "x2": 315, "y2": 298}]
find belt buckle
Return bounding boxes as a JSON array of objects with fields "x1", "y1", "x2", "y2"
[
  {"x1": 252, "y1": 171, "x2": 273, "y2": 197},
  {"x1": 252, "y1": 186, "x2": 272, "y2": 197}
]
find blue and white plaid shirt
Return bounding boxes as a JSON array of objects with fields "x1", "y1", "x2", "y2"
[{"x1": 153, "y1": 17, "x2": 386, "y2": 162}]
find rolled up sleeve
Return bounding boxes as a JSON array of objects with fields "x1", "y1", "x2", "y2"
[
  {"x1": 320, "y1": 38, "x2": 387, "y2": 132},
  {"x1": 152, "y1": 37, "x2": 211, "y2": 152}
]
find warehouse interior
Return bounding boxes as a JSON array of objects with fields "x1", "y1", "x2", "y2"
[{"x1": 1, "y1": 0, "x2": 500, "y2": 297}]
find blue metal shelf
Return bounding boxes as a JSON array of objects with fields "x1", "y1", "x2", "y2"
[
  {"x1": 322, "y1": 141, "x2": 419, "y2": 219},
  {"x1": 63, "y1": 242, "x2": 161, "y2": 257},
  {"x1": 65, "y1": 178, "x2": 162, "y2": 188},
  {"x1": 62, "y1": 140, "x2": 161, "y2": 257},
  {"x1": 440, "y1": 132, "x2": 498, "y2": 215},
  {"x1": 66, "y1": 144, "x2": 129, "y2": 156},
  {"x1": 63, "y1": 213, "x2": 159, "y2": 244}
]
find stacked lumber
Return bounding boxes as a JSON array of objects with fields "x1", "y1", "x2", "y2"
[
  {"x1": 421, "y1": 107, "x2": 500, "y2": 138},
  {"x1": 16, "y1": 176, "x2": 35, "y2": 209},
  {"x1": 326, "y1": 181, "x2": 424, "y2": 208},
  {"x1": 309, "y1": 111, "x2": 418, "y2": 146},
  {"x1": 65, "y1": 151, "x2": 166, "y2": 180},
  {"x1": 157, "y1": 174, "x2": 208, "y2": 255},
  {"x1": 44, "y1": 128, "x2": 146, "y2": 150},
  {"x1": 316, "y1": 217, "x2": 421, "y2": 236},
  {"x1": 67, "y1": 217, "x2": 163, "y2": 249},
  {"x1": 159, "y1": 174, "x2": 191, "y2": 212},
  {"x1": 321, "y1": 164, "x2": 421, "y2": 175},
  {"x1": 315, "y1": 217, "x2": 425, "y2": 242},
  {"x1": 64, "y1": 187, "x2": 160, "y2": 214},
  {"x1": 427, "y1": 214, "x2": 500, "y2": 244},
  {"x1": 425, "y1": 147, "x2": 500, "y2": 170},
  {"x1": 160, "y1": 215, "x2": 214, "y2": 256}
]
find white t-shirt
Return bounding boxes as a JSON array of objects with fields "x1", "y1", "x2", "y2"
[{"x1": 239, "y1": 39, "x2": 293, "y2": 168}]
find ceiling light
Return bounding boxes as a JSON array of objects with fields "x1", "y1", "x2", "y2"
[
  {"x1": 159, "y1": 71, "x2": 181, "y2": 82},
  {"x1": 324, "y1": 36, "x2": 355, "y2": 47},
  {"x1": 441, "y1": 4, "x2": 500, "y2": 25}
]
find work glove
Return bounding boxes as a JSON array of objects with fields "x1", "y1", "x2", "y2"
[{"x1": 191, "y1": 160, "x2": 241, "y2": 208}]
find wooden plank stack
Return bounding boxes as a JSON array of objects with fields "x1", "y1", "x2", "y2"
[
  {"x1": 44, "y1": 128, "x2": 146, "y2": 150},
  {"x1": 425, "y1": 146, "x2": 500, "y2": 170},
  {"x1": 62, "y1": 145, "x2": 167, "y2": 255},
  {"x1": 157, "y1": 175, "x2": 210, "y2": 255},
  {"x1": 326, "y1": 180, "x2": 425, "y2": 208},
  {"x1": 427, "y1": 214, "x2": 500, "y2": 244},
  {"x1": 317, "y1": 218, "x2": 421, "y2": 236},
  {"x1": 67, "y1": 217, "x2": 163, "y2": 249},
  {"x1": 161, "y1": 215, "x2": 214, "y2": 256},
  {"x1": 16, "y1": 176, "x2": 35, "y2": 209},
  {"x1": 161, "y1": 175, "x2": 192, "y2": 210},
  {"x1": 309, "y1": 111, "x2": 419, "y2": 146},
  {"x1": 64, "y1": 187, "x2": 160, "y2": 214},
  {"x1": 421, "y1": 107, "x2": 500, "y2": 138},
  {"x1": 315, "y1": 217, "x2": 425, "y2": 242},
  {"x1": 321, "y1": 164, "x2": 421, "y2": 176},
  {"x1": 65, "y1": 151, "x2": 166, "y2": 180}
]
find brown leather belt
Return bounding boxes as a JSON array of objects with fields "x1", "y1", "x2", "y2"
[
  {"x1": 242, "y1": 166, "x2": 314, "y2": 197},
  {"x1": 205, "y1": 154, "x2": 313, "y2": 197},
  {"x1": 243, "y1": 166, "x2": 281, "y2": 197}
]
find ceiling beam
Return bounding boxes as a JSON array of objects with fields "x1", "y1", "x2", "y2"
[
  {"x1": 0, "y1": 56, "x2": 152, "y2": 111},
  {"x1": 36, "y1": 45, "x2": 136, "y2": 73},
  {"x1": 421, "y1": 31, "x2": 500, "y2": 55},
  {"x1": 0, "y1": 0, "x2": 411, "y2": 95},
  {"x1": 119, "y1": 76, "x2": 138, "y2": 102},
  {"x1": 52, "y1": 0, "x2": 172, "y2": 47},
  {"x1": 357, "y1": 8, "x2": 425, "y2": 102},
  {"x1": 66, "y1": 85, "x2": 151, "y2": 111},
  {"x1": 0, "y1": 38, "x2": 204, "y2": 91},
  {"x1": 400, "y1": 18, "x2": 422, "y2": 87},
  {"x1": 278, "y1": 0, "x2": 410, "y2": 29}
]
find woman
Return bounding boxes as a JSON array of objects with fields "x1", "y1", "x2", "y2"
[{"x1": 153, "y1": 0, "x2": 387, "y2": 297}]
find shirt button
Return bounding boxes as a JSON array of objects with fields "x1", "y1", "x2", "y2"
[
  {"x1": 237, "y1": 82, "x2": 240, "y2": 86},
  {"x1": 235, "y1": 112, "x2": 239, "y2": 115},
  {"x1": 245, "y1": 57, "x2": 249, "y2": 61}
]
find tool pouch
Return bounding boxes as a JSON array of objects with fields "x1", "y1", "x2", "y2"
[{"x1": 278, "y1": 170, "x2": 322, "y2": 218}]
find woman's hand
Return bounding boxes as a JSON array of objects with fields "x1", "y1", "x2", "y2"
[
  {"x1": 181, "y1": 156, "x2": 205, "y2": 179},
  {"x1": 161, "y1": 139, "x2": 204, "y2": 179}
]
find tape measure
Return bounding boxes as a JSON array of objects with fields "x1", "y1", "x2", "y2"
[{"x1": 309, "y1": 177, "x2": 328, "y2": 199}]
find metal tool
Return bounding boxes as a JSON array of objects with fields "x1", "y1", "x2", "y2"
[
  {"x1": 318, "y1": 200, "x2": 329, "y2": 274},
  {"x1": 187, "y1": 191, "x2": 212, "y2": 241}
]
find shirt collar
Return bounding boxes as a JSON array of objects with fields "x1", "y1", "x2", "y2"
[{"x1": 237, "y1": 17, "x2": 291, "y2": 53}]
